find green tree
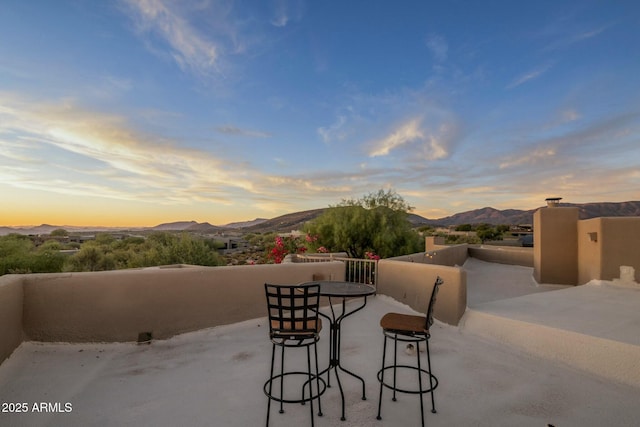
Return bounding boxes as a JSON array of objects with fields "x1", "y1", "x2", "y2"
[
  {"x1": 417, "y1": 225, "x2": 436, "y2": 234},
  {"x1": 0, "y1": 234, "x2": 35, "y2": 274},
  {"x1": 446, "y1": 234, "x2": 481, "y2": 245},
  {"x1": 305, "y1": 189, "x2": 423, "y2": 258},
  {"x1": 32, "y1": 242, "x2": 66, "y2": 272},
  {"x1": 166, "y1": 233, "x2": 220, "y2": 266},
  {"x1": 65, "y1": 244, "x2": 108, "y2": 271},
  {"x1": 1, "y1": 231, "x2": 225, "y2": 275},
  {"x1": 496, "y1": 224, "x2": 510, "y2": 234},
  {"x1": 0, "y1": 234, "x2": 66, "y2": 275},
  {"x1": 64, "y1": 232, "x2": 224, "y2": 272},
  {"x1": 476, "y1": 224, "x2": 500, "y2": 243}
]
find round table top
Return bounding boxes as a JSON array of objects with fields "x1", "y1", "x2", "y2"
[{"x1": 305, "y1": 281, "x2": 376, "y2": 297}]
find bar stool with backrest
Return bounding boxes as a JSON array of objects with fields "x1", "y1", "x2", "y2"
[
  {"x1": 376, "y1": 276, "x2": 444, "y2": 427},
  {"x1": 263, "y1": 283, "x2": 326, "y2": 427}
]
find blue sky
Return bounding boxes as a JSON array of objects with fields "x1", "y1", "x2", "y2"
[{"x1": 1, "y1": 0, "x2": 639, "y2": 226}]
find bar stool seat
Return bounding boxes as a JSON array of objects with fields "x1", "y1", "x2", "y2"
[
  {"x1": 380, "y1": 312, "x2": 427, "y2": 334},
  {"x1": 376, "y1": 277, "x2": 443, "y2": 427}
]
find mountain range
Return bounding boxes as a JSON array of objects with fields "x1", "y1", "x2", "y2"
[
  {"x1": 2, "y1": 201, "x2": 639, "y2": 236},
  {"x1": 243, "y1": 201, "x2": 640, "y2": 232}
]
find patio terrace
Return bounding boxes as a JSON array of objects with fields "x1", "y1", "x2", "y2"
[{"x1": 1, "y1": 257, "x2": 639, "y2": 427}]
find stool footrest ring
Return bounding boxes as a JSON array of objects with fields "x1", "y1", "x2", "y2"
[
  {"x1": 377, "y1": 365, "x2": 438, "y2": 395},
  {"x1": 264, "y1": 371, "x2": 327, "y2": 404}
]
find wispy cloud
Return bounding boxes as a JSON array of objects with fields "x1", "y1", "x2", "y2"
[
  {"x1": 270, "y1": 0, "x2": 304, "y2": 27},
  {"x1": 543, "y1": 24, "x2": 611, "y2": 52},
  {"x1": 368, "y1": 118, "x2": 454, "y2": 161},
  {"x1": 369, "y1": 118, "x2": 425, "y2": 157},
  {"x1": 86, "y1": 75, "x2": 133, "y2": 100},
  {"x1": 121, "y1": 0, "x2": 220, "y2": 77},
  {"x1": 426, "y1": 34, "x2": 448, "y2": 63},
  {"x1": 561, "y1": 109, "x2": 581, "y2": 123},
  {"x1": 271, "y1": 0, "x2": 289, "y2": 27},
  {"x1": 317, "y1": 115, "x2": 348, "y2": 143},
  {"x1": 0, "y1": 93, "x2": 262, "y2": 204},
  {"x1": 0, "y1": 92, "x2": 387, "y2": 213},
  {"x1": 499, "y1": 147, "x2": 557, "y2": 169},
  {"x1": 216, "y1": 125, "x2": 271, "y2": 138},
  {"x1": 572, "y1": 25, "x2": 608, "y2": 42},
  {"x1": 495, "y1": 112, "x2": 639, "y2": 193},
  {"x1": 506, "y1": 63, "x2": 553, "y2": 89},
  {"x1": 541, "y1": 108, "x2": 583, "y2": 130}
]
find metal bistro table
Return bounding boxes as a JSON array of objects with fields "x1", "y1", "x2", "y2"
[{"x1": 305, "y1": 280, "x2": 376, "y2": 421}]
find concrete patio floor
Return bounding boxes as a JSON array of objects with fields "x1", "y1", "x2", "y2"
[{"x1": 1, "y1": 258, "x2": 639, "y2": 426}]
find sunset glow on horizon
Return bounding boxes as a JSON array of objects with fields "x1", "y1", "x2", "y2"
[{"x1": 1, "y1": 1, "x2": 639, "y2": 227}]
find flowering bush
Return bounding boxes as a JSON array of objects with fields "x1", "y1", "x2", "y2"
[
  {"x1": 365, "y1": 251, "x2": 380, "y2": 261},
  {"x1": 267, "y1": 235, "x2": 309, "y2": 264}
]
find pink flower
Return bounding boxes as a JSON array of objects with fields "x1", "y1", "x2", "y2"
[
  {"x1": 365, "y1": 251, "x2": 380, "y2": 260},
  {"x1": 268, "y1": 235, "x2": 309, "y2": 263}
]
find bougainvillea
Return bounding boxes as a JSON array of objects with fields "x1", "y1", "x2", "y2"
[
  {"x1": 267, "y1": 235, "x2": 310, "y2": 264},
  {"x1": 365, "y1": 251, "x2": 381, "y2": 261}
]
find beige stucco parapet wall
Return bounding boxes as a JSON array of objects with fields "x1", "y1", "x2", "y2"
[
  {"x1": 578, "y1": 217, "x2": 640, "y2": 284},
  {"x1": 1, "y1": 256, "x2": 470, "y2": 366},
  {"x1": 534, "y1": 207, "x2": 640, "y2": 285},
  {"x1": 377, "y1": 259, "x2": 467, "y2": 326},
  {"x1": 395, "y1": 241, "x2": 469, "y2": 267},
  {"x1": 21, "y1": 262, "x2": 345, "y2": 344},
  {"x1": 0, "y1": 275, "x2": 24, "y2": 364},
  {"x1": 467, "y1": 246, "x2": 533, "y2": 267}
]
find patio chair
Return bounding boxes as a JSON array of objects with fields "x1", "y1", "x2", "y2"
[
  {"x1": 376, "y1": 276, "x2": 444, "y2": 427},
  {"x1": 263, "y1": 283, "x2": 326, "y2": 427}
]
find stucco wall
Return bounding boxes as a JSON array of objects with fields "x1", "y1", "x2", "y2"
[
  {"x1": 0, "y1": 275, "x2": 24, "y2": 364},
  {"x1": 577, "y1": 218, "x2": 604, "y2": 285},
  {"x1": 600, "y1": 217, "x2": 640, "y2": 282},
  {"x1": 534, "y1": 207, "x2": 579, "y2": 285},
  {"x1": 468, "y1": 245, "x2": 533, "y2": 267},
  {"x1": 389, "y1": 244, "x2": 468, "y2": 267},
  {"x1": 22, "y1": 262, "x2": 345, "y2": 343},
  {"x1": 376, "y1": 260, "x2": 467, "y2": 326},
  {"x1": 2, "y1": 256, "x2": 467, "y2": 368},
  {"x1": 578, "y1": 217, "x2": 640, "y2": 284}
]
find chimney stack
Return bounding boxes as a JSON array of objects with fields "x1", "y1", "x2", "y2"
[{"x1": 545, "y1": 197, "x2": 562, "y2": 208}]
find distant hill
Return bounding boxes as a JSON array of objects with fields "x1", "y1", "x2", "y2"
[
  {"x1": 2, "y1": 201, "x2": 638, "y2": 236},
  {"x1": 224, "y1": 218, "x2": 268, "y2": 229},
  {"x1": 423, "y1": 201, "x2": 640, "y2": 226},
  {"x1": 0, "y1": 224, "x2": 119, "y2": 236},
  {"x1": 151, "y1": 221, "x2": 222, "y2": 233},
  {"x1": 152, "y1": 221, "x2": 200, "y2": 231},
  {"x1": 577, "y1": 201, "x2": 640, "y2": 219},
  {"x1": 184, "y1": 222, "x2": 221, "y2": 233},
  {"x1": 427, "y1": 207, "x2": 535, "y2": 227},
  {"x1": 243, "y1": 209, "x2": 326, "y2": 233},
  {"x1": 240, "y1": 201, "x2": 640, "y2": 231}
]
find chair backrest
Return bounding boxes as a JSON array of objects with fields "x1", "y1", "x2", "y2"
[
  {"x1": 425, "y1": 276, "x2": 444, "y2": 329},
  {"x1": 264, "y1": 283, "x2": 321, "y2": 339}
]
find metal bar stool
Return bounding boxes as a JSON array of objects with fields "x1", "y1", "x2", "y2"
[
  {"x1": 264, "y1": 283, "x2": 326, "y2": 427},
  {"x1": 376, "y1": 277, "x2": 444, "y2": 427}
]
